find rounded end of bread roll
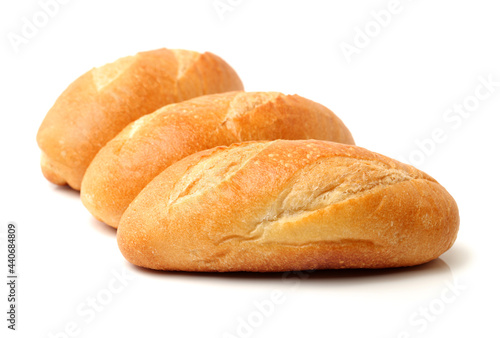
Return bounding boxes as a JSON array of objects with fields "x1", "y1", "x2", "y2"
[
  {"x1": 37, "y1": 48, "x2": 245, "y2": 191},
  {"x1": 40, "y1": 152, "x2": 83, "y2": 190},
  {"x1": 198, "y1": 52, "x2": 244, "y2": 93},
  {"x1": 117, "y1": 140, "x2": 459, "y2": 272},
  {"x1": 281, "y1": 94, "x2": 355, "y2": 146},
  {"x1": 40, "y1": 152, "x2": 67, "y2": 186},
  {"x1": 80, "y1": 113, "x2": 161, "y2": 229}
]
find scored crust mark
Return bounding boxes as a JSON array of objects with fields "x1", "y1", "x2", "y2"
[
  {"x1": 166, "y1": 141, "x2": 432, "y2": 241},
  {"x1": 274, "y1": 158, "x2": 418, "y2": 212},
  {"x1": 215, "y1": 157, "x2": 423, "y2": 245},
  {"x1": 217, "y1": 92, "x2": 282, "y2": 140},
  {"x1": 126, "y1": 115, "x2": 148, "y2": 139},
  {"x1": 226, "y1": 92, "x2": 281, "y2": 120},
  {"x1": 171, "y1": 49, "x2": 202, "y2": 101},
  {"x1": 92, "y1": 55, "x2": 136, "y2": 91},
  {"x1": 172, "y1": 49, "x2": 201, "y2": 80},
  {"x1": 110, "y1": 112, "x2": 158, "y2": 157},
  {"x1": 167, "y1": 141, "x2": 428, "y2": 217},
  {"x1": 166, "y1": 140, "x2": 434, "y2": 248},
  {"x1": 167, "y1": 142, "x2": 272, "y2": 207}
]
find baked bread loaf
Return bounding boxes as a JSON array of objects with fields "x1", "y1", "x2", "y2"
[
  {"x1": 36, "y1": 48, "x2": 243, "y2": 190},
  {"x1": 81, "y1": 91, "x2": 355, "y2": 228},
  {"x1": 117, "y1": 140, "x2": 459, "y2": 272}
]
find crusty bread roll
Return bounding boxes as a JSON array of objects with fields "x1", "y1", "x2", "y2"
[
  {"x1": 117, "y1": 140, "x2": 459, "y2": 272},
  {"x1": 81, "y1": 92, "x2": 355, "y2": 228},
  {"x1": 36, "y1": 48, "x2": 243, "y2": 190}
]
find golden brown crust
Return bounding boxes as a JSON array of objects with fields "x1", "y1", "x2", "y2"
[
  {"x1": 36, "y1": 48, "x2": 243, "y2": 190},
  {"x1": 117, "y1": 140, "x2": 459, "y2": 272},
  {"x1": 81, "y1": 92, "x2": 355, "y2": 228}
]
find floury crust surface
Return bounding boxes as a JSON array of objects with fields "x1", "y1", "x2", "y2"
[{"x1": 117, "y1": 140, "x2": 459, "y2": 272}]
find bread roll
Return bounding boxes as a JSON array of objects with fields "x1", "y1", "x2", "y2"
[
  {"x1": 36, "y1": 48, "x2": 243, "y2": 190},
  {"x1": 81, "y1": 92, "x2": 355, "y2": 228},
  {"x1": 117, "y1": 140, "x2": 459, "y2": 272}
]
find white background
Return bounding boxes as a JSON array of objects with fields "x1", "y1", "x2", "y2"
[{"x1": 1, "y1": 0, "x2": 499, "y2": 337}]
